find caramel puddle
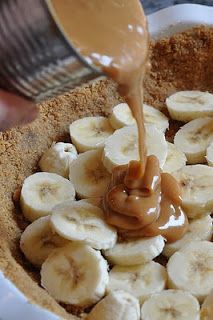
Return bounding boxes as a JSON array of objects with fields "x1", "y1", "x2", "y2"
[{"x1": 103, "y1": 159, "x2": 188, "y2": 243}]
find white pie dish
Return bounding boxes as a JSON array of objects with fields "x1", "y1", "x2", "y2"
[{"x1": 0, "y1": 4, "x2": 212, "y2": 320}]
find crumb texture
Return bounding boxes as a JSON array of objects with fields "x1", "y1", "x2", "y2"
[
  {"x1": 144, "y1": 27, "x2": 213, "y2": 111},
  {"x1": 0, "y1": 26, "x2": 212, "y2": 319}
]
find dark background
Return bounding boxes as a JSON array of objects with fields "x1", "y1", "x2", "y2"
[{"x1": 142, "y1": 0, "x2": 213, "y2": 14}]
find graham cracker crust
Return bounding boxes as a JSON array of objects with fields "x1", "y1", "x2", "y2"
[{"x1": 0, "y1": 26, "x2": 212, "y2": 319}]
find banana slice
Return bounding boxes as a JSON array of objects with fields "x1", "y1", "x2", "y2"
[
  {"x1": 206, "y1": 142, "x2": 213, "y2": 167},
  {"x1": 144, "y1": 104, "x2": 169, "y2": 133},
  {"x1": 109, "y1": 103, "x2": 135, "y2": 129},
  {"x1": 200, "y1": 289, "x2": 213, "y2": 320},
  {"x1": 163, "y1": 142, "x2": 187, "y2": 173},
  {"x1": 41, "y1": 243, "x2": 109, "y2": 306},
  {"x1": 141, "y1": 289, "x2": 200, "y2": 320},
  {"x1": 167, "y1": 241, "x2": 213, "y2": 302},
  {"x1": 51, "y1": 201, "x2": 117, "y2": 250},
  {"x1": 39, "y1": 142, "x2": 77, "y2": 178},
  {"x1": 103, "y1": 125, "x2": 167, "y2": 172},
  {"x1": 20, "y1": 216, "x2": 69, "y2": 266},
  {"x1": 103, "y1": 235, "x2": 165, "y2": 266},
  {"x1": 69, "y1": 116, "x2": 114, "y2": 152},
  {"x1": 166, "y1": 91, "x2": 213, "y2": 122},
  {"x1": 87, "y1": 290, "x2": 140, "y2": 320},
  {"x1": 78, "y1": 197, "x2": 102, "y2": 208},
  {"x1": 163, "y1": 215, "x2": 212, "y2": 258},
  {"x1": 20, "y1": 172, "x2": 75, "y2": 222},
  {"x1": 108, "y1": 261, "x2": 167, "y2": 303},
  {"x1": 174, "y1": 117, "x2": 213, "y2": 164},
  {"x1": 172, "y1": 165, "x2": 213, "y2": 218},
  {"x1": 69, "y1": 149, "x2": 111, "y2": 198},
  {"x1": 109, "y1": 103, "x2": 169, "y2": 132}
]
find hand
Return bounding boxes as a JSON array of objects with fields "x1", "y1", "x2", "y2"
[{"x1": 0, "y1": 90, "x2": 37, "y2": 131}]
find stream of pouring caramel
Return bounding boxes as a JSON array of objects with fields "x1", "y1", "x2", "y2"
[{"x1": 49, "y1": 0, "x2": 188, "y2": 242}]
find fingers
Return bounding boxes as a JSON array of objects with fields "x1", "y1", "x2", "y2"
[{"x1": 0, "y1": 90, "x2": 38, "y2": 131}]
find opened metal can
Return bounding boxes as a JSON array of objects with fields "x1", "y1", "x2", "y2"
[{"x1": 0, "y1": 0, "x2": 100, "y2": 101}]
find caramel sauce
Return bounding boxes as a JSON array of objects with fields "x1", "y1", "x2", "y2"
[
  {"x1": 49, "y1": 0, "x2": 188, "y2": 242},
  {"x1": 103, "y1": 159, "x2": 188, "y2": 242}
]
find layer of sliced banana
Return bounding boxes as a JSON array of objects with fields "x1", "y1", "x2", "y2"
[
  {"x1": 50, "y1": 201, "x2": 117, "y2": 250},
  {"x1": 39, "y1": 142, "x2": 77, "y2": 178},
  {"x1": 167, "y1": 241, "x2": 213, "y2": 302},
  {"x1": 163, "y1": 215, "x2": 212, "y2": 258},
  {"x1": 109, "y1": 102, "x2": 169, "y2": 132},
  {"x1": 108, "y1": 261, "x2": 167, "y2": 303},
  {"x1": 141, "y1": 289, "x2": 200, "y2": 320},
  {"x1": 103, "y1": 124, "x2": 167, "y2": 172},
  {"x1": 20, "y1": 172, "x2": 75, "y2": 222},
  {"x1": 166, "y1": 90, "x2": 213, "y2": 122},
  {"x1": 172, "y1": 165, "x2": 213, "y2": 218},
  {"x1": 103, "y1": 235, "x2": 165, "y2": 266},
  {"x1": 87, "y1": 290, "x2": 140, "y2": 320},
  {"x1": 41, "y1": 243, "x2": 109, "y2": 306},
  {"x1": 69, "y1": 116, "x2": 114, "y2": 152},
  {"x1": 69, "y1": 149, "x2": 111, "y2": 198},
  {"x1": 174, "y1": 117, "x2": 213, "y2": 164},
  {"x1": 19, "y1": 92, "x2": 213, "y2": 319}
]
